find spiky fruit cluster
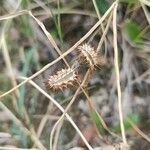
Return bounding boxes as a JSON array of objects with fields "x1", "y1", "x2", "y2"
[
  {"x1": 47, "y1": 68, "x2": 79, "y2": 91},
  {"x1": 46, "y1": 43, "x2": 100, "y2": 91},
  {"x1": 78, "y1": 43, "x2": 99, "y2": 69}
]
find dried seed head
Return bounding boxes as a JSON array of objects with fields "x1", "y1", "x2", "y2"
[
  {"x1": 46, "y1": 68, "x2": 79, "y2": 91},
  {"x1": 78, "y1": 43, "x2": 99, "y2": 69}
]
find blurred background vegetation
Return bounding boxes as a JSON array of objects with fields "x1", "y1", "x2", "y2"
[{"x1": 0, "y1": 0, "x2": 150, "y2": 150}]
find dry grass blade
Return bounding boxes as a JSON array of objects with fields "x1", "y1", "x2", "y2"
[
  {"x1": 127, "y1": 119, "x2": 150, "y2": 143},
  {"x1": 0, "y1": 102, "x2": 46, "y2": 150},
  {"x1": 96, "y1": 11, "x2": 113, "y2": 52},
  {"x1": 131, "y1": 68, "x2": 150, "y2": 85},
  {"x1": 53, "y1": 119, "x2": 64, "y2": 150},
  {"x1": 0, "y1": 0, "x2": 149, "y2": 149},
  {"x1": 34, "y1": 9, "x2": 97, "y2": 19},
  {"x1": 0, "y1": 1, "x2": 115, "y2": 99},
  {"x1": 18, "y1": 77, "x2": 92, "y2": 150},
  {"x1": 0, "y1": 147, "x2": 37, "y2": 150},
  {"x1": 140, "y1": 0, "x2": 150, "y2": 7},
  {"x1": 36, "y1": 101, "x2": 53, "y2": 138},
  {"x1": 0, "y1": 10, "x2": 29, "y2": 21},
  {"x1": 78, "y1": 83, "x2": 121, "y2": 140},
  {"x1": 113, "y1": 1, "x2": 127, "y2": 144},
  {"x1": 50, "y1": 70, "x2": 93, "y2": 150},
  {"x1": 50, "y1": 7, "x2": 116, "y2": 149},
  {"x1": 140, "y1": 2, "x2": 150, "y2": 25},
  {"x1": 0, "y1": 2, "x2": 117, "y2": 149},
  {"x1": 28, "y1": 11, "x2": 70, "y2": 68},
  {"x1": 1, "y1": 34, "x2": 19, "y2": 109},
  {"x1": 92, "y1": 0, "x2": 107, "y2": 57}
]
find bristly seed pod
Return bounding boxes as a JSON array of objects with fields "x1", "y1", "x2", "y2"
[
  {"x1": 46, "y1": 68, "x2": 79, "y2": 91},
  {"x1": 78, "y1": 43, "x2": 99, "y2": 69}
]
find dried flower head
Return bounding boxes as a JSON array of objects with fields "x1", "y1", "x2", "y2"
[
  {"x1": 78, "y1": 43, "x2": 99, "y2": 69},
  {"x1": 46, "y1": 68, "x2": 79, "y2": 91}
]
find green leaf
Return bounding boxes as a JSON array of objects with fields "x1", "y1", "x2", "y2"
[
  {"x1": 120, "y1": 0, "x2": 138, "y2": 4},
  {"x1": 21, "y1": 0, "x2": 29, "y2": 9},
  {"x1": 18, "y1": 47, "x2": 35, "y2": 116},
  {"x1": 112, "y1": 113, "x2": 140, "y2": 132},
  {"x1": 51, "y1": 28, "x2": 59, "y2": 38},
  {"x1": 123, "y1": 20, "x2": 143, "y2": 43},
  {"x1": 10, "y1": 123, "x2": 30, "y2": 148},
  {"x1": 95, "y1": 0, "x2": 109, "y2": 15},
  {"x1": 90, "y1": 111, "x2": 105, "y2": 134}
]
